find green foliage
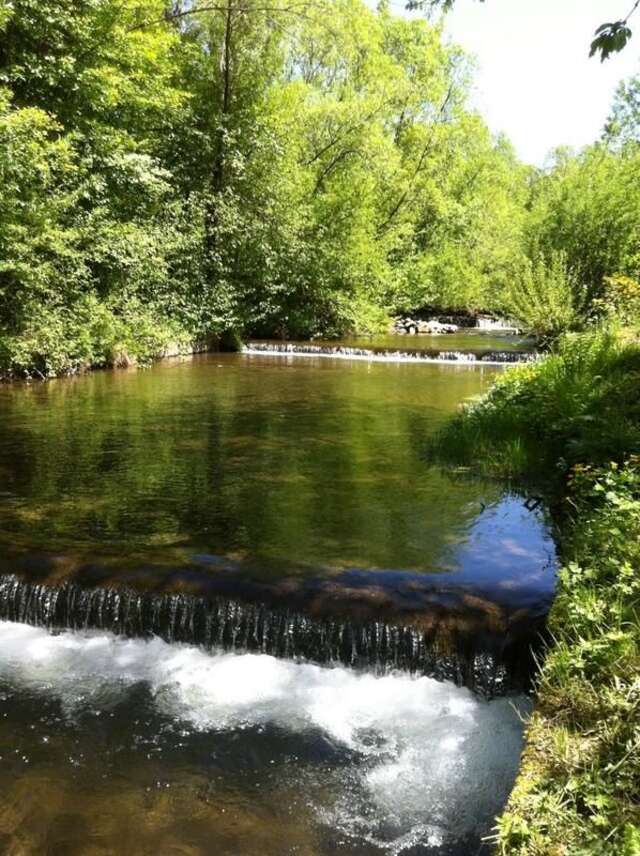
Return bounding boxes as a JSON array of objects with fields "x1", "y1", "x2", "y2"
[
  {"x1": 593, "y1": 274, "x2": 640, "y2": 326},
  {"x1": 430, "y1": 328, "x2": 640, "y2": 482},
  {"x1": 0, "y1": 295, "x2": 191, "y2": 378},
  {"x1": 0, "y1": 0, "x2": 215, "y2": 376},
  {"x1": 0, "y1": 0, "x2": 637, "y2": 374},
  {"x1": 0, "y1": 0, "x2": 535, "y2": 366},
  {"x1": 497, "y1": 458, "x2": 640, "y2": 854},
  {"x1": 502, "y1": 252, "x2": 587, "y2": 342},
  {"x1": 605, "y1": 72, "x2": 640, "y2": 146},
  {"x1": 590, "y1": 20, "x2": 634, "y2": 61},
  {"x1": 191, "y1": 0, "x2": 529, "y2": 337},
  {"x1": 524, "y1": 145, "x2": 640, "y2": 309}
]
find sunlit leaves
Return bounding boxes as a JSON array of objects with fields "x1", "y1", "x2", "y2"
[
  {"x1": 2, "y1": 0, "x2": 637, "y2": 376},
  {"x1": 525, "y1": 145, "x2": 640, "y2": 308},
  {"x1": 605, "y1": 74, "x2": 640, "y2": 146}
]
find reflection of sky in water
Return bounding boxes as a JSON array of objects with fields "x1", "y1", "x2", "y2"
[
  {"x1": 438, "y1": 496, "x2": 556, "y2": 601},
  {"x1": 331, "y1": 495, "x2": 556, "y2": 613}
]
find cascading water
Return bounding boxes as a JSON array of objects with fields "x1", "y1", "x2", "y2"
[
  {"x1": 0, "y1": 574, "x2": 539, "y2": 696},
  {"x1": 0, "y1": 619, "x2": 531, "y2": 855},
  {"x1": 242, "y1": 342, "x2": 536, "y2": 364}
]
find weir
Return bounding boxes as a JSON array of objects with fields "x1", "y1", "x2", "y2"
[
  {"x1": 242, "y1": 342, "x2": 535, "y2": 364},
  {"x1": 0, "y1": 572, "x2": 544, "y2": 696}
]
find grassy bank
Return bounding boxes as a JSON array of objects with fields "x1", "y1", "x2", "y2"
[
  {"x1": 429, "y1": 328, "x2": 640, "y2": 854},
  {"x1": 498, "y1": 457, "x2": 640, "y2": 854},
  {"x1": 431, "y1": 328, "x2": 640, "y2": 484}
]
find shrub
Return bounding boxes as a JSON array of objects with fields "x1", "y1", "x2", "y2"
[
  {"x1": 502, "y1": 252, "x2": 587, "y2": 343},
  {"x1": 429, "y1": 328, "x2": 640, "y2": 483},
  {"x1": 0, "y1": 295, "x2": 191, "y2": 378},
  {"x1": 593, "y1": 274, "x2": 640, "y2": 326}
]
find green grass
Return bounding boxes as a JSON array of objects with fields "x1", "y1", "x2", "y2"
[
  {"x1": 497, "y1": 458, "x2": 640, "y2": 854},
  {"x1": 429, "y1": 328, "x2": 640, "y2": 486}
]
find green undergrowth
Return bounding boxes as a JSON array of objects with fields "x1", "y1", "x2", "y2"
[
  {"x1": 0, "y1": 297, "x2": 203, "y2": 379},
  {"x1": 497, "y1": 457, "x2": 640, "y2": 854},
  {"x1": 430, "y1": 327, "x2": 640, "y2": 853},
  {"x1": 429, "y1": 328, "x2": 640, "y2": 486}
]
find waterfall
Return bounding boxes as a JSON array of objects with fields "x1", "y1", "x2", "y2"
[
  {"x1": 242, "y1": 342, "x2": 535, "y2": 365},
  {"x1": 0, "y1": 574, "x2": 541, "y2": 696},
  {"x1": 475, "y1": 316, "x2": 521, "y2": 332}
]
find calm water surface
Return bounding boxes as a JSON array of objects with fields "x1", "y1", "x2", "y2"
[
  {"x1": 0, "y1": 353, "x2": 550, "y2": 587},
  {"x1": 0, "y1": 353, "x2": 554, "y2": 855}
]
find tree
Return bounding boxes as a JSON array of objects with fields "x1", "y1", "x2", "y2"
[
  {"x1": 0, "y1": 0, "x2": 208, "y2": 375},
  {"x1": 605, "y1": 73, "x2": 640, "y2": 145},
  {"x1": 3, "y1": 0, "x2": 635, "y2": 373},
  {"x1": 524, "y1": 144, "x2": 640, "y2": 304}
]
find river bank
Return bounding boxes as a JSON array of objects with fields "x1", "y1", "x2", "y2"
[
  {"x1": 429, "y1": 329, "x2": 640, "y2": 853},
  {"x1": 498, "y1": 457, "x2": 640, "y2": 854}
]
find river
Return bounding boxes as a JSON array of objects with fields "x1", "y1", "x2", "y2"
[{"x1": 0, "y1": 345, "x2": 554, "y2": 854}]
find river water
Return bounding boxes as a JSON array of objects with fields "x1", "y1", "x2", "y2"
[{"x1": 0, "y1": 348, "x2": 554, "y2": 854}]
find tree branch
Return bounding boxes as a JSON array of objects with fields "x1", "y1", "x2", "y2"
[
  {"x1": 625, "y1": 0, "x2": 640, "y2": 23},
  {"x1": 377, "y1": 83, "x2": 455, "y2": 234},
  {"x1": 128, "y1": 1, "x2": 324, "y2": 32}
]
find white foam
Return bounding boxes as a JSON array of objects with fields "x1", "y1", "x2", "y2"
[
  {"x1": 0, "y1": 621, "x2": 528, "y2": 852},
  {"x1": 241, "y1": 345, "x2": 528, "y2": 366}
]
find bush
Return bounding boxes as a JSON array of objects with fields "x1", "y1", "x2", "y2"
[
  {"x1": 0, "y1": 295, "x2": 192, "y2": 378},
  {"x1": 593, "y1": 274, "x2": 640, "y2": 326},
  {"x1": 502, "y1": 252, "x2": 587, "y2": 343},
  {"x1": 429, "y1": 328, "x2": 640, "y2": 483}
]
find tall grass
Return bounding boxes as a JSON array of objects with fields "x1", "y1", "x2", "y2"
[{"x1": 429, "y1": 327, "x2": 640, "y2": 484}]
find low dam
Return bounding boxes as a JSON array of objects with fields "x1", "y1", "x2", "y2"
[{"x1": 242, "y1": 340, "x2": 535, "y2": 365}]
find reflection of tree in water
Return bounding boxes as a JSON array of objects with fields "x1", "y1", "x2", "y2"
[{"x1": 0, "y1": 357, "x2": 501, "y2": 573}]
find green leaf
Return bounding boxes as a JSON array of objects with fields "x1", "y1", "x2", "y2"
[{"x1": 590, "y1": 21, "x2": 633, "y2": 62}]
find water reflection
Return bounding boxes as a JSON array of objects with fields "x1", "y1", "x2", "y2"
[{"x1": 0, "y1": 355, "x2": 546, "y2": 580}]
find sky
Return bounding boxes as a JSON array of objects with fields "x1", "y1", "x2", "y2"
[{"x1": 422, "y1": 0, "x2": 639, "y2": 165}]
